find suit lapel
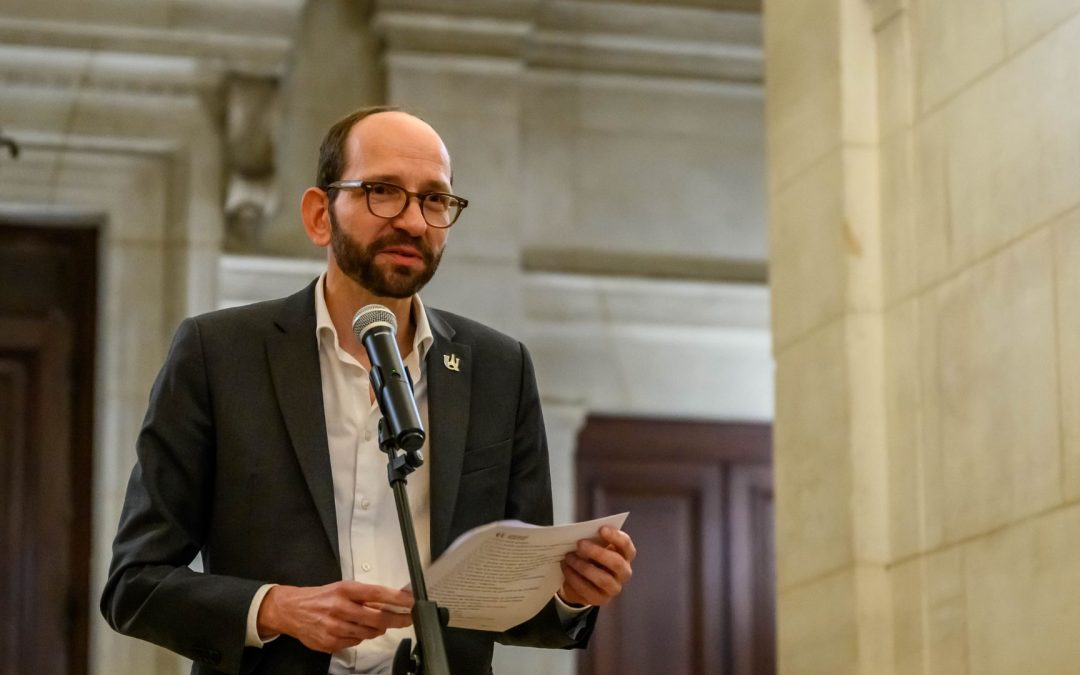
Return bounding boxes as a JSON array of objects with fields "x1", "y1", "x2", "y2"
[
  {"x1": 425, "y1": 309, "x2": 471, "y2": 558},
  {"x1": 266, "y1": 281, "x2": 340, "y2": 562}
]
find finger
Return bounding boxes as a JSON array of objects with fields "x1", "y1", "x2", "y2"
[
  {"x1": 560, "y1": 561, "x2": 608, "y2": 606},
  {"x1": 339, "y1": 582, "x2": 415, "y2": 609},
  {"x1": 352, "y1": 605, "x2": 415, "y2": 631},
  {"x1": 600, "y1": 526, "x2": 637, "y2": 562},
  {"x1": 576, "y1": 540, "x2": 633, "y2": 583},
  {"x1": 317, "y1": 618, "x2": 383, "y2": 649},
  {"x1": 565, "y1": 552, "x2": 623, "y2": 599}
]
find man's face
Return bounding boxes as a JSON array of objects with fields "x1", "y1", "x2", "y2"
[{"x1": 327, "y1": 112, "x2": 453, "y2": 298}]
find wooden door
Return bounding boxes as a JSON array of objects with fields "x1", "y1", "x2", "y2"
[
  {"x1": 0, "y1": 222, "x2": 97, "y2": 675},
  {"x1": 576, "y1": 417, "x2": 774, "y2": 675}
]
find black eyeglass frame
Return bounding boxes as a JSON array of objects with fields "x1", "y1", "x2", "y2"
[{"x1": 323, "y1": 180, "x2": 469, "y2": 229}]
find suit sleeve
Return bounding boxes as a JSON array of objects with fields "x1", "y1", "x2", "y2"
[
  {"x1": 495, "y1": 342, "x2": 598, "y2": 649},
  {"x1": 100, "y1": 317, "x2": 263, "y2": 673}
]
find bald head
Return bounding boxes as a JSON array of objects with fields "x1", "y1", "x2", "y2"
[
  {"x1": 315, "y1": 107, "x2": 452, "y2": 192},
  {"x1": 343, "y1": 111, "x2": 452, "y2": 191}
]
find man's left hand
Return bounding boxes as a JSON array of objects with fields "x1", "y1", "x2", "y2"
[{"x1": 558, "y1": 526, "x2": 636, "y2": 607}]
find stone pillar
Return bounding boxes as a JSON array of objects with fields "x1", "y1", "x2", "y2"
[{"x1": 767, "y1": 0, "x2": 1080, "y2": 672}]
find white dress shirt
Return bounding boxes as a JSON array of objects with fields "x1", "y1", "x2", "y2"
[{"x1": 316, "y1": 274, "x2": 434, "y2": 673}]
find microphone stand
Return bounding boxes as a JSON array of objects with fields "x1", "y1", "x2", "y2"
[{"x1": 378, "y1": 417, "x2": 451, "y2": 675}]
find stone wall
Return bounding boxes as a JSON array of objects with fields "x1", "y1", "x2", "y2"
[{"x1": 766, "y1": 0, "x2": 1080, "y2": 672}]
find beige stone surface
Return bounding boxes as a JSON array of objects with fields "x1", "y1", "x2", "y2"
[
  {"x1": 100, "y1": 242, "x2": 169, "y2": 399},
  {"x1": 911, "y1": 110, "x2": 951, "y2": 290},
  {"x1": 765, "y1": 0, "x2": 841, "y2": 190},
  {"x1": 842, "y1": 146, "x2": 882, "y2": 313},
  {"x1": 774, "y1": 320, "x2": 853, "y2": 590},
  {"x1": 1003, "y1": 0, "x2": 1080, "y2": 54},
  {"x1": 913, "y1": 0, "x2": 1005, "y2": 113},
  {"x1": 846, "y1": 315, "x2": 890, "y2": 564},
  {"x1": 890, "y1": 548, "x2": 968, "y2": 675},
  {"x1": 839, "y1": 0, "x2": 879, "y2": 147},
  {"x1": 875, "y1": 12, "x2": 915, "y2": 139},
  {"x1": 879, "y1": 130, "x2": 918, "y2": 304},
  {"x1": 1054, "y1": 206, "x2": 1080, "y2": 500},
  {"x1": 944, "y1": 16, "x2": 1080, "y2": 270},
  {"x1": 923, "y1": 231, "x2": 1061, "y2": 545},
  {"x1": 777, "y1": 570, "x2": 858, "y2": 675},
  {"x1": 883, "y1": 297, "x2": 929, "y2": 560},
  {"x1": 966, "y1": 505, "x2": 1080, "y2": 674},
  {"x1": 853, "y1": 565, "x2": 896, "y2": 673},
  {"x1": 769, "y1": 151, "x2": 846, "y2": 349}
]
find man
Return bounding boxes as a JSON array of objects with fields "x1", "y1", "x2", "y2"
[{"x1": 101, "y1": 107, "x2": 636, "y2": 675}]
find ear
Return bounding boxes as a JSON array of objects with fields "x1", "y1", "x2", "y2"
[{"x1": 301, "y1": 187, "x2": 332, "y2": 247}]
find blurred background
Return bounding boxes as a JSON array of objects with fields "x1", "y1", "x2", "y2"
[{"x1": 6, "y1": 0, "x2": 1080, "y2": 674}]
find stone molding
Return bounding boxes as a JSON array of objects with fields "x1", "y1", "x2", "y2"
[
  {"x1": 373, "y1": 0, "x2": 762, "y2": 84},
  {"x1": 218, "y1": 253, "x2": 770, "y2": 332}
]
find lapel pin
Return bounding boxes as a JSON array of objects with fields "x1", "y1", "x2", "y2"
[{"x1": 443, "y1": 353, "x2": 461, "y2": 372}]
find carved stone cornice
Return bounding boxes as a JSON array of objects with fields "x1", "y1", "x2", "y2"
[
  {"x1": 373, "y1": 0, "x2": 762, "y2": 84},
  {"x1": 0, "y1": 43, "x2": 222, "y2": 99},
  {"x1": 0, "y1": 17, "x2": 294, "y2": 80},
  {"x1": 0, "y1": 0, "x2": 304, "y2": 99}
]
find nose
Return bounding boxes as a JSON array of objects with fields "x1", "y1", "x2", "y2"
[{"x1": 392, "y1": 196, "x2": 428, "y2": 237}]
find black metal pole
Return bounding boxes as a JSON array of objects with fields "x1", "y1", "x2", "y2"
[{"x1": 379, "y1": 418, "x2": 451, "y2": 675}]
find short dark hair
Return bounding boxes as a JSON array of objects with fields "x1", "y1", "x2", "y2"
[{"x1": 314, "y1": 105, "x2": 402, "y2": 190}]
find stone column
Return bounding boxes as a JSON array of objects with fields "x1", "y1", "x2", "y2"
[{"x1": 767, "y1": 0, "x2": 1080, "y2": 672}]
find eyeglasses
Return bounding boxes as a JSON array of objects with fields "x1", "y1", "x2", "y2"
[{"x1": 324, "y1": 180, "x2": 469, "y2": 229}]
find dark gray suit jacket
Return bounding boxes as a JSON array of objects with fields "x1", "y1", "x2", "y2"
[{"x1": 101, "y1": 280, "x2": 595, "y2": 674}]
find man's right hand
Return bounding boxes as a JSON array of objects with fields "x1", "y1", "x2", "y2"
[{"x1": 256, "y1": 581, "x2": 414, "y2": 653}]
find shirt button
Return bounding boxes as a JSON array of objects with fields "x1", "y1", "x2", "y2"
[
  {"x1": 364, "y1": 430, "x2": 372, "y2": 442},
  {"x1": 360, "y1": 497, "x2": 371, "y2": 510},
  {"x1": 361, "y1": 562, "x2": 372, "y2": 572}
]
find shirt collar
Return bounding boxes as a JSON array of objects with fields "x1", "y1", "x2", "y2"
[{"x1": 314, "y1": 273, "x2": 434, "y2": 368}]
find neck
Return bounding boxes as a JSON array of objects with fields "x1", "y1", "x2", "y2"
[{"x1": 324, "y1": 265, "x2": 417, "y2": 364}]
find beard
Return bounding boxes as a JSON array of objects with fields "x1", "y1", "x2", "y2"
[{"x1": 329, "y1": 205, "x2": 443, "y2": 298}]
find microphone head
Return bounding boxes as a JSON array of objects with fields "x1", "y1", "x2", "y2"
[{"x1": 352, "y1": 304, "x2": 397, "y2": 342}]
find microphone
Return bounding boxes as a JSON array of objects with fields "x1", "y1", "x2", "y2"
[{"x1": 352, "y1": 304, "x2": 426, "y2": 452}]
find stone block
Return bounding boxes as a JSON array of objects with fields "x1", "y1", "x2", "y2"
[
  {"x1": 846, "y1": 315, "x2": 890, "y2": 564},
  {"x1": 943, "y1": 18, "x2": 1080, "y2": 269},
  {"x1": 842, "y1": 146, "x2": 883, "y2": 312},
  {"x1": 965, "y1": 505, "x2": 1080, "y2": 674},
  {"x1": 1053, "y1": 206, "x2": 1080, "y2": 500},
  {"x1": 777, "y1": 570, "x2": 858, "y2": 675},
  {"x1": 765, "y1": 0, "x2": 841, "y2": 190},
  {"x1": 94, "y1": 393, "x2": 146, "y2": 501},
  {"x1": 890, "y1": 548, "x2": 968, "y2": 675},
  {"x1": 875, "y1": 12, "x2": 915, "y2": 139},
  {"x1": 883, "y1": 297, "x2": 928, "y2": 559},
  {"x1": 774, "y1": 320, "x2": 852, "y2": 590},
  {"x1": 922, "y1": 231, "x2": 1060, "y2": 545},
  {"x1": 100, "y1": 242, "x2": 170, "y2": 399},
  {"x1": 769, "y1": 150, "x2": 845, "y2": 349},
  {"x1": 911, "y1": 109, "x2": 951, "y2": 290},
  {"x1": 880, "y1": 130, "x2": 918, "y2": 304},
  {"x1": 913, "y1": 0, "x2": 1005, "y2": 113},
  {"x1": 1003, "y1": 0, "x2": 1080, "y2": 54}
]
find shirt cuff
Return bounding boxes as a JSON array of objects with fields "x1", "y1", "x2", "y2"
[
  {"x1": 245, "y1": 584, "x2": 279, "y2": 648},
  {"x1": 554, "y1": 592, "x2": 592, "y2": 625}
]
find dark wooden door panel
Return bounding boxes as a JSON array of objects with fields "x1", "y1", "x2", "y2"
[
  {"x1": 0, "y1": 223, "x2": 97, "y2": 675},
  {"x1": 0, "y1": 318, "x2": 74, "y2": 674},
  {"x1": 577, "y1": 417, "x2": 773, "y2": 675},
  {"x1": 730, "y1": 465, "x2": 775, "y2": 675},
  {"x1": 579, "y1": 462, "x2": 725, "y2": 675}
]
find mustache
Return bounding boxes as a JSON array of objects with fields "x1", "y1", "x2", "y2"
[{"x1": 371, "y1": 233, "x2": 434, "y2": 260}]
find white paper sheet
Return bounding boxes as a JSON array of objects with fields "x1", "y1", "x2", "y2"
[{"x1": 421, "y1": 512, "x2": 630, "y2": 631}]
